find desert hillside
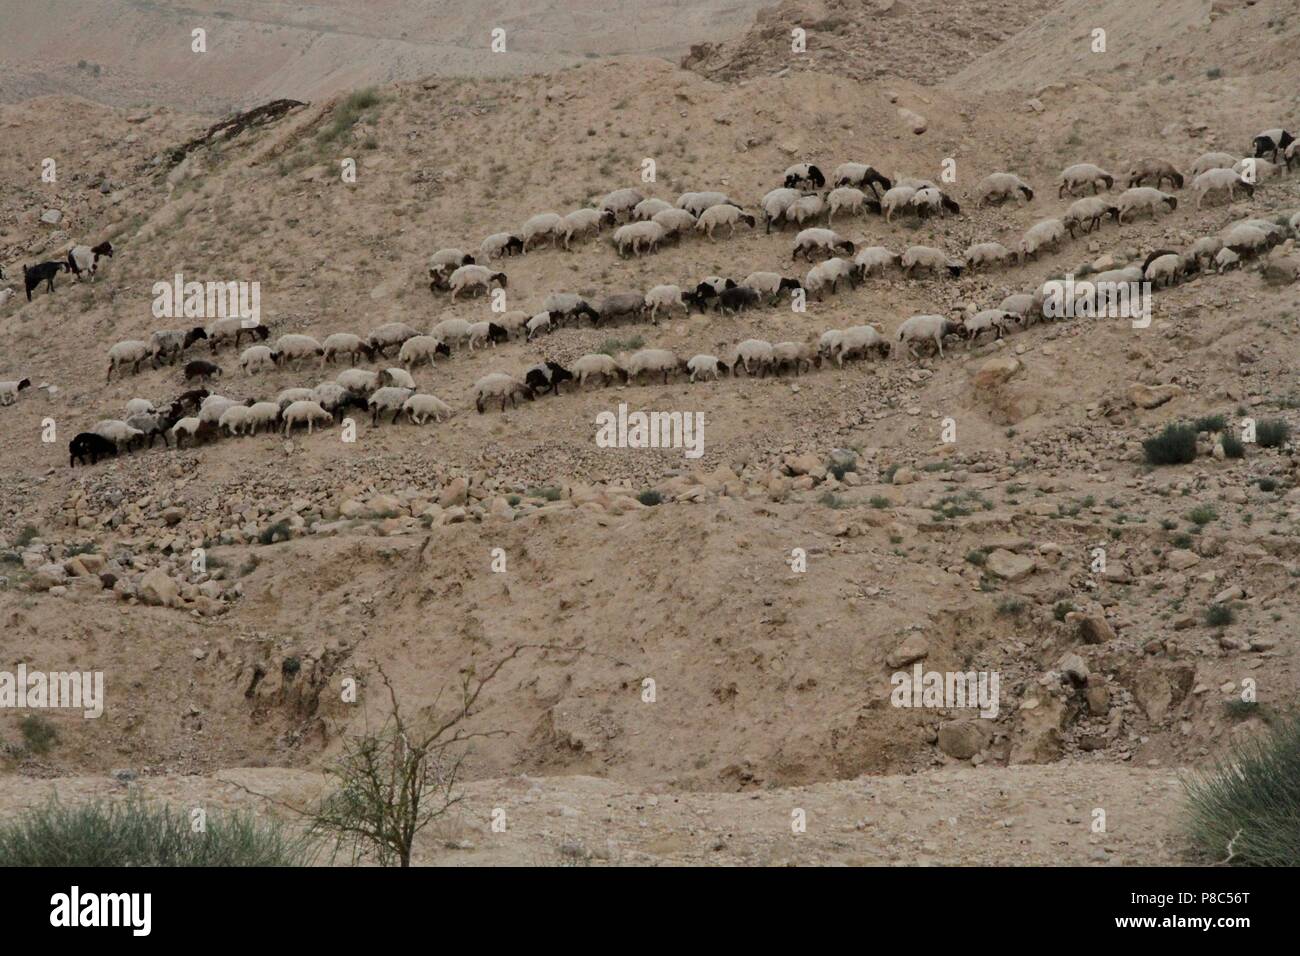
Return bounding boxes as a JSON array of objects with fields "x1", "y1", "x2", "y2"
[{"x1": 0, "y1": 0, "x2": 1297, "y2": 867}]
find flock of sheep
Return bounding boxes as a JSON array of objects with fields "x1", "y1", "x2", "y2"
[{"x1": 4, "y1": 122, "x2": 1297, "y2": 467}]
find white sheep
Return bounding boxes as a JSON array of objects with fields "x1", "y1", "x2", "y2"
[
  {"x1": 428, "y1": 248, "x2": 474, "y2": 277},
  {"x1": 1117, "y1": 187, "x2": 1178, "y2": 222},
  {"x1": 430, "y1": 318, "x2": 472, "y2": 347},
  {"x1": 1126, "y1": 158, "x2": 1184, "y2": 190},
  {"x1": 676, "y1": 191, "x2": 734, "y2": 216},
  {"x1": 480, "y1": 232, "x2": 523, "y2": 259},
  {"x1": 743, "y1": 271, "x2": 801, "y2": 303},
  {"x1": 204, "y1": 317, "x2": 268, "y2": 352},
  {"x1": 0, "y1": 378, "x2": 32, "y2": 405},
  {"x1": 274, "y1": 387, "x2": 315, "y2": 410},
  {"x1": 282, "y1": 400, "x2": 333, "y2": 435},
  {"x1": 772, "y1": 341, "x2": 816, "y2": 375},
  {"x1": 367, "y1": 386, "x2": 415, "y2": 425},
  {"x1": 897, "y1": 314, "x2": 961, "y2": 360},
  {"x1": 729, "y1": 339, "x2": 774, "y2": 377},
  {"x1": 832, "y1": 163, "x2": 891, "y2": 196},
  {"x1": 1188, "y1": 151, "x2": 1238, "y2": 178},
  {"x1": 1234, "y1": 157, "x2": 1284, "y2": 182},
  {"x1": 1144, "y1": 253, "x2": 1189, "y2": 289},
  {"x1": 367, "y1": 322, "x2": 420, "y2": 357},
  {"x1": 321, "y1": 332, "x2": 374, "y2": 367},
  {"x1": 782, "y1": 194, "x2": 825, "y2": 226},
  {"x1": 243, "y1": 401, "x2": 282, "y2": 434},
  {"x1": 964, "y1": 242, "x2": 1013, "y2": 269},
  {"x1": 336, "y1": 368, "x2": 380, "y2": 395},
  {"x1": 218, "y1": 403, "x2": 255, "y2": 436},
  {"x1": 124, "y1": 397, "x2": 155, "y2": 416},
  {"x1": 975, "y1": 172, "x2": 1034, "y2": 205},
  {"x1": 963, "y1": 310, "x2": 1017, "y2": 347},
  {"x1": 169, "y1": 417, "x2": 202, "y2": 447},
  {"x1": 910, "y1": 187, "x2": 960, "y2": 218},
  {"x1": 624, "y1": 348, "x2": 681, "y2": 385},
  {"x1": 1058, "y1": 163, "x2": 1115, "y2": 197},
  {"x1": 106, "y1": 340, "x2": 152, "y2": 381},
  {"x1": 686, "y1": 354, "x2": 723, "y2": 383},
  {"x1": 573, "y1": 353, "x2": 626, "y2": 388},
  {"x1": 1019, "y1": 218, "x2": 1066, "y2": 263},
  {"x1": 827, "y1": 187, "x2": 873, "y2": 224},
  {"x1": 199, "y1": 395, "x2": 238, "y2": 424},
  {"x1": 312, "y1": 381, "x2": 352, "y2": 417},
  {"x1": 760, "y1": 187, "x2": 802, "y2": 232},
  {"x1": 999, "y1": 293, "x2": 1034, "y2": 318},
  {"x1": 559, "y1": 208, "x2": 608, "y2": 249},
  {"x1": 831, "y1": 325, "x2": 890, "y2": 364},
  {"x1": 1215, "y1": 247, "x2": 1241, "y2": 273},
  {"x1": 240, "y1": 345, "x2": 277, "y2": 374},
  {"x1": 0, "y1": 288, "x2": 13, "y2": 310},
  {"x1": 1063, "y1": 196, "x2": 1119, "y2": 236},
  {"x1": 149, "y1": 326, "x2": 208, "y2": 365},
  {"x1": 448, "y1": 264, "x2": 506, "y2": 300},
  {"x1": 880, "y1": 185, "x2": 917, "y2": 222},
  {"x1": 696, "y1": 204, "x2": 756, "y2": 239},
  {"x1": 854, "y1": 246, "x2": 900, "y2": 277},
  {"x1": 473, "y1": 372, "x2": 532, "y2": 413},
  {"x1": 379, "y1": 367, "x2": 416, "y2": 390},
  {"x1": 1222, "y1": 223, "x2": 1270, "y2": 257},
  {"x1": 466, "y1": 321, "x2": 501, "y2": 350},
  {"x1": 91, "y1": 419, "x2": 144, "y2": 449},
  {"x1": 1193, "y1": 167, "x2": 1254, "y2": 208},
  {"x1": 525, "y1": 312, "x2": 554, "y2": 341},
  {"x1": 793, "y1": 228, "x2": 854, "y2": 261},
  {"x1": 651, "y1": 207, "x2": 697, "y2": 238},
  {"x1": 494, "y1": 310, "x2": 530, "y2": 339},
  {"x1": 612, "y1": 220, "x2": 665, "y2": 257},
  {"x1": 805, "y1": 257, "x2": 857, "y2": 298},
  {"x1": 1188, "y1": 236, "x2": 1224, "y2": 268},
  {"x1": 599, "y1": 188, "x2": 644, "y2": 220},
  {"x1": 902, "y1": 245, "x2": 963, "y2": 278},
  {"x1": 521, "y1": 213, "x2": 563, "y2": 251},
  {"x1": 645, "y1": 285, "x2": 688, "y2": 321},
  {"x1": 403, "y1": 393, "x2": 454, "y2": 424},
  {"x1": 272, "y1": 333, "x2": 324, "y2": 368}
]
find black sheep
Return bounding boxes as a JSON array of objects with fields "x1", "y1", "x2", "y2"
[
  {"x1": 69, "y1": 432, "x2": 118, "y2": 467},
  {"x1": 525, "y1": 361, "x2": 574, "y2": 397},
  {"x1": 23, "y1": 261, "x2": 66, "y2": 301},
  {"x1": 184, "y1": 359, "x2": 222, "y2": 383},
  {"x1": 717, "y1": 285, "x2": 761, "y2": 313}
]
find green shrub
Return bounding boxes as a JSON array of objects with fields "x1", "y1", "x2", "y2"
[
  {"x1": 597, "y1": 336, "x2": 643, "y2": 356},
  {"x1": 1256, "y1": 419, "x2": 1291, "y2": 449},
  {"x1": 1184, "y1": 716, "x2": 1300, "y2": 865},
  {"x1": 527, "y1": 486, "x2": 563, "y2": 501},
  {"x1": 20, "y1": 715, "x2": 57, "y2": 755},
  {"x1": 1221, "y1": 433, "x2": 1245, "y2": 458},
  {"x1": 13, "y1": 525, "x2": 38, "y2": 548},
  {"x1": 0, "y1": 796, "x2": 316, "y2": 866},
  {"x1": 1187, "y1": 504, "x2": 1218, "y2": 526},
  {"x1": 1256, "y1": 477, "x2": 1278, "y2": 493},
  {"x1": 965, "y1": 549, "x2": 987, "y2": 566},
  {"x1": 637, "y1": 490, "x2": 663, "y2": 507},
  {"x1": 1193, "y1": 414, "x2": 1228, "y2": 434},
  {"x1": 869, "y1": 495, "x2": 891, "y2": 509},
  {"x1": 1206, "y1": 604, "x2": 1235, "y2": 627},
  {"x1": 1143, "y1": 424, "x2": 1197, "y2": 465},
  {"x1": 1053, "y1": 601, "x2": 1075, "y2": 622}
]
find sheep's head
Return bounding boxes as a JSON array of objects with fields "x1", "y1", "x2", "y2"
[
  {"x1": 492, "y1": 272, "x2": 507, "y2": 287},
  {"x1": 600, "y1": 208, "x2": 617, "y2": 225}
]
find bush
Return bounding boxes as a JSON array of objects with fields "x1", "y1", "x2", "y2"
[
  {"x1": 258, "y1": 520, "x2": 291, "y2": 545},
  {"x1": 527, "y1": 486, "x2": 562, "y2": 502},
  {"x1": 827, "y1": 459, "x2": 856, "y2": 481},
  {"x1": 597, "y1": 336, "x2": 643, "y2": 356},
  {"x1": 20, "y1": 715, "x2": 57, "y2": 755},
  {"x1": 1256, "y1": 477, "x2": 1278, "y2": 493},
  {"x1": 1206, "y1": 604, "x2": 1235, "y2": 627},
  {"x1": 1187, "y1": 504, "x2": 1217, "y2": 526},
  {"x1": 1256, "y1": 419, "x2": 1291, "y2": 449},
  {"x1": 1193, "y1": 414, "x2": 1227, "y2": 434},
  {"x1": 869, "y1": 495, "x2": 891, "y2": 509},
  {"x1": 0, "y1": 796, "x2": 316, "y2": 866},
  {"x1": 965, "y1": 549, "x2": 987, "y2": 566},
  {"x1": 1053, "y1": 601, "x2": 1075, "y2": 622},
  {"x1": 1143, "y1": 424, "x2": 1197, "y2": 465},
  {"x1": 637, "y1": 490, "x2": 663, "y2": 507},
  {"x1": 1221, "y1": 433, "x2": 1245, "y2": 459},
  {"x1": 1184, "y1": 716, "x2": 1300, "y2": 865}
]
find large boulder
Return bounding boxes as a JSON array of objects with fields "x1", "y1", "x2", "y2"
[{"x1": 138, "y1": 568, "x2": 180, "y2": 607}]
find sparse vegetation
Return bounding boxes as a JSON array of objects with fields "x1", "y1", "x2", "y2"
[
  {"x1": 637, "y1": 490, "x2": 664, "y2": 507},
  {"x1": 19, "y1": 715, "x2": 57, "y2": 755},
  {"x1": 1143, "y1": 424, "x2": 1197, "y2": 466},
  {"x1": 1256, "y1": 419, "x2": 1291, "y2": 449},
  {"x1": 1206, "y1": 604, "x2": 1235, "y2": 627}
]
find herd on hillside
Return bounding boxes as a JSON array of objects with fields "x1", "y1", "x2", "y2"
[{"x1": 1, "y1": 126, "x2": 1297, "y2": 468}]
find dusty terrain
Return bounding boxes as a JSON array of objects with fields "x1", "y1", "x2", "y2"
[{"x1": 1, "y1": 0, "x2": 1298, "y2": 865}]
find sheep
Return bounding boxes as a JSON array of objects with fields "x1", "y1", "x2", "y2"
[
  {"x1": 521, "y1": 213, "x2": 564, "y2": 251},
  {"x1": 901, "y1": 245, "x2": 963, "y2": 278},
  {"x1": 716, "y1": 286, "x2": 761, "y2": 313},
  {"x1": 242, "y1": 402, "x2": 283, "y2": 435},
  {"x1": 623, "y1": 348, "x2": 681, "y2": 385},
  {"x1": 1291, "y1": 210, "x2": 1300, "y2": 237},
  {"x1": 964, "y1": 242, "x2": 1014, "y2": 269},
  {"x1": 612, "y1": 220, "x2": 666, "y2": 257},
  {"x1": 697, "y1": 204, "x2": 756, "y2": 239},
  {"x1": 403, "y1": 393, "x2": 454, "y2": 424},
  {"x1": 793, "y1": 228, "x2": 854, "y2": 261},
  {"x1": 124, "y1": 397, "x2": 155, "y2": 416},
  {"x1": 598, "y1": 292, "x2": 647, "y2": 325},
  {"x1": 573, "y1": 353, "x2": 628, "y2": 388},
  {"x1": 651, "y1": 207, "x2": 697, "y2": 239},
  {"x1": 106, "y1": 340, "x2": 152, "y2": 381},
  {"x1": 1193, "y1": 167, "x2": 1255, "y2": 208},
  {"x1": 600, "y1": 188, "x2": 644, "y2": 220},
  {"x1": 91, "y1": 419, "x2": 144, "y2": 450},
  {"x1": 524, "y1": 361, "x2": 574, "y2": 397},
  {"x1": 832, "y1": 163, "x2": 892, "y2": 197},
  {"x1": 367, "y1": 386, "x2": 415, "y2": 425},
  {"x1": 430, "y1": 318, "x2": 473, "y2": 347},
  {"x1": 480, "y1": 232, "x2": 524, "y2": 259},
  {"x1": 892, "y1": 177, "x2": 937, "y2": 191},
  {"x1": 448, "y1": 264, "x2": 507, "y2": 300},
  {"x1": 183, "y1": 359, "x2": 221, "y2": 383},
  {"x1": 910, "y1": 187, "x2": 961, "y2": 219},
  {"x1": 1126, "y1": 158, "x2": 1184, "y2": 190},
  {"x1": 1253, "y1": 128, "x2": 1295, "y2": 163},
  {"x1": 782, "y1": 194, "x2": 826, "y2": 226},
  {"x1": 149, "y1": 326, "x2": 207, "y2": 365},
  {"x1": 1234, "y1": 157, "x2": 1284, "y2": 182},
  {"x1": 466, "y1": 321, "x2": 509, "y2": 349},
  {"x1": 0, "y1": 288, "x2": 12, "y2": 310},
  {"x1": 743, "y1": 271, "x2": 802, "y2": 303},
  {"x1": 686, "y1": 354, "x2": 724, "y2": 383},
  {"x1": 695, "y1": 277, "x2": 735, "y2": 298},
  {"x1": 999, "y1": 293, "x2": 1034, "y2": 319},
  {"x1": 645, "y1": 284, "x2": 689, "y2": 321},
  {"x1": 1144, "y1": 253, "x2": 1191, "y2": 289},
  {"x1": 729, "y1": 339, "x2": 774, "y2": 377},
  {"x1": 167, "y1": 417, "x2": 204, "y2": 450},
  {"x1": 473, "y1": 372, "x2": 534, "y2": 413},
  {"x1": 336, "y1": 369, "x2": 381, "y2": 396},
  {"x1": 1018, "y1": 218, "x2": 1066, "y2": 263},
  {"x1": 772, "y1": 341, "x2": 817, "y2": 375},
  {"x1": 428, "y1": 248, "x2": 475, "y2": 277},
  {"x1": 676, "y1": 191, "x2": 736, "y2": 217},
  {"x1": 0, "y1": 378, "x2": 32, "y2": 406},
  {"x1": 1188, "y1": 151, "x2": 1238, "y2": 177},
  {"x1": 633, "y1": 198, "x2": 673, "y2": 221},
  {"x1": 69, "y1": 432, "x2": 119, "y2": 467},
  {"x1": 204, "y1": 317, "x2": 269, "y2": 352},
  {"x1": 321, "y1": 332, "x2": 376, "y2": 367},
  {"x1": 526, "y1": 312, "x2": 554, "y2": 341},
  {"x1": 65, "y1": 241, "x2": 113, "y2": 281},
  {"x1": 240, "y1": 345, "x2": 277, "y2": 374},
  {"x1": 830, "y1": 325, "x2": 890, "y2": 365},
  {"x1": 282, "y1": 400, "x2": 333, "y2": 435},
  {"x1": 805, "y1": 258, "x2": 858, "y2": 298},
  {"x1": 379, "y1": 367, "x2": 417, "y2": 390},
  {"x1": 975, "y1": 172, "x2": 1034, "y2": 206},
  {"x1": 897, "y1": 314, "x2": 961, "y2": 360},
  {"x1": 1063, "y1": 197, "x2": 1121, "y2": 237},
  {"x1": 1188, "y1": 236, "x2": 1224, "y2": 269},
  {"x1": 559, "y1": 208, "x2": 613, "y2": 249},
  {"x1": 1222, "y1": 223, "x2": 1271, "y2": 257},
  {"x1": 1234, "y1": 218, "x2": 1288, "y2": 243},
  {"x1": 23, "y1": 261, "x2": 66, "y2": 301},
  {"x1": 312, "y1": 381, "x2": 360, "y2": 420},
  {"x1": 494, "y1": 310, "x2": 531, "y2": 339},
  {"x1": 1215, "y1": 247, "x2": 1241, "y2": 273},
  {"x1": 827, "y1": 187, "x2": 874, "y2": 224},
  {"x1": 270, "y1": 389, "x2": 313, "y2": 414},
  {"x1": 268, "y1": 334, "x2": 322, "y2": 368},
  {"x1": 1058, "y1": 163, "x2": 1115, "y2": 197},
  {"x1": 218, "y1": 402, "x2": 256, "y2": 436},
  {"x1": 783, "y1": 163, "x2": 825, "y2": 189},
  {"x1": 963, "y1": 310, "x2": 1017, "y2": 347},
  {"x1": 1287, "y1": 141, "x2": 1300, "y2": 172},
  {"x1": 854, "y1": 246, "x2": 901, "y2": 277},
  {"x1": 880, "y1": 185, "x2": 918, "y2": 222},
  {"x1": 760, "y1": 188, "x2": 802, "y2": 233}
]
